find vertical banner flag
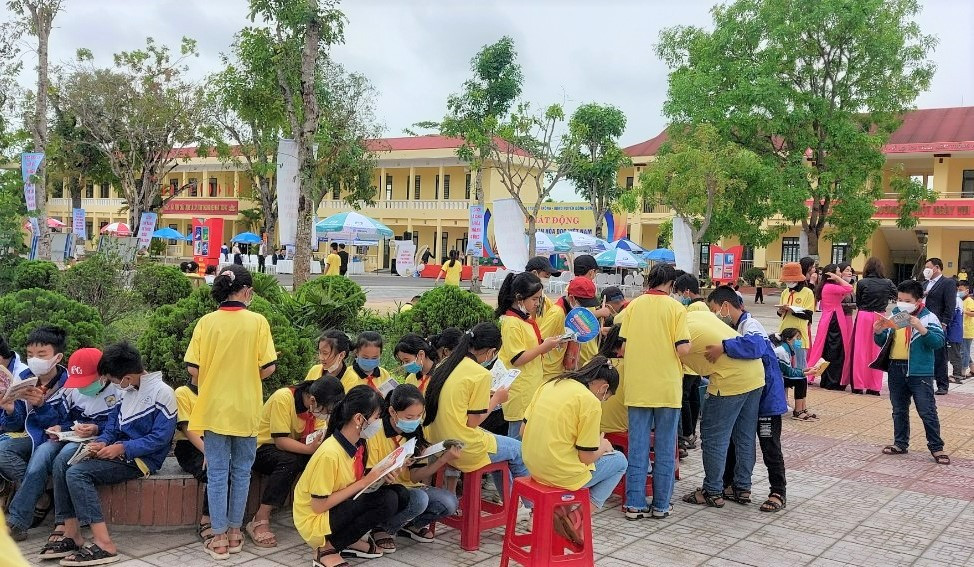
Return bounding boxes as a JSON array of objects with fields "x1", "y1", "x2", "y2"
[
  {"x1": 72, "y1": 209, "x2": 87, "y2": 240},
  {"x1": 137, "y1": 212, "x2": 158, "y2": 250},
  {"x1": 709, "y1": 245, "x2": 743, "y2": 284},
  {"x1": 21, "y1": 152, "x2": 44, "y2": 211},
  {"x1": 466, "y1": 205, "x2": 484, "y2": 255},
  {"x1": 28, "y1": 217, "x2": 40, "y2": 260},
  {"x1": 311, "y1": 214, "x2": 320, "y2": 252},
  {"x1": 672, "y1": 216, "x2": 694, "y2": 272},
  {"x1": 395, "y1": 240, "x2": 416, "y2": 277},
  {"x1": 492, "y1": 198, "x2": 528, "y2": 272},
  {"x1": 23, "y1": 183, "x2": 36, "y2": 211},
  {"x1": 276, "y1": 139, "x2": 299, "y2": 247}
]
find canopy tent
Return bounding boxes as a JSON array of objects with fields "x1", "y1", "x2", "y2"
[
  {"x1": 151, "y1": 227, "x2": 185, "y2": 240},
  {"x1": 553, "y1": 231, "x2": 597, "y2": 252},
  {"x1": 315, "y1": 211, "x2": 394, "y2": 239},
  {"x1": 532, "y1": 232, "x2": 571, "y2": 255},
  {"x1": 231, "y1": 232, "x2": 263, "y2": 245},
  {"x1": 23, "y1": 218, "x2": 66, "y2": 232},
  {"x1": 611, "y1": 238, "x2": 646, "y2": 254}
]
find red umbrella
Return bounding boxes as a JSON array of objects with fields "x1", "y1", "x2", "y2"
[
  {"x1": 100, "y1": 222, "x2": 132, "y2": 236},
  {"x1": 23, "y1": 218, "x2": 67, "y2": 232}
]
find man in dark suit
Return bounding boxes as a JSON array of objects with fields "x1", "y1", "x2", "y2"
[{"x1": 923, "y1": 257, "x2": 957, "y2": 395}]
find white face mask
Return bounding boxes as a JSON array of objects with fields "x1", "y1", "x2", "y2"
[
  {"x1": 922, "y1": 267, "x2": 934, "y2": 280},
  {"x1": 786, "y1": 282, "x2": 798, "y2": 289},
  {"x1": 361, "y1": 418, "x2": 382, "y2": 440},
  {"x1": 896, "y1": 301, "x2": 916, "y2": 313},
  {"x1": 27, "y1": 355, "x2": 60, "y2": 377}
]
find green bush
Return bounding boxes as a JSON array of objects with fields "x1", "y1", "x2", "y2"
[
  {"x1": 58, "y1": 254, "x2": 140, "y2": 324},
  {"x1": 251, "y1": 271, "x2": 285, "y2": 305},
  {"x1": 405, "y1": 285, "x2": 494, "y2": 336},
  {"x1": 138, "y1": 286, "x2": 314, "y2": 393},
  {"x1": 14, "y1": 260, "x2": 60, "y2": 291},
  {"x1": 742, "y1": 267, "x2": 765, "y2": 286},
  {"x1": 0, "y1": 288, "x2": 104, "y2": 355},
  {"x1": 132, "y1": 263, "x2": 193, "y2": 307},
  {"x1": 280, "y1": 276, "x2": 367, "y2": 336},
  {"x1": 0, "y1": 255, "x2": 23, "y2": 295},
  {"x1": 104, "y1": 310, "x2": 153, "y2": 344}
]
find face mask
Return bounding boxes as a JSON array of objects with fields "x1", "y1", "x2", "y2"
[
  {"x1": 361, "y1": 418, "x2": 382, "y2": 439},
  {"x1": 77, "y1": 381, "x2": 103, "y2": 397},
  {"x1": 793, "y1": 339, "x2": 803, "y2": 349},
  {"x1": 27, "y1": 355, "x2": 59, "y2": 377},
  {"x1": 922, "y1": 268, "x2": 934, "y2": 280},
  {"x1": 786, "y1": 283, "x2": 798, "y2": 289},
  {"x1": 481, "y1": 356, "x2": 497, "y2": 369},
  {"x1": 958, "y1": 291, "x2": 967, "y2": 299},
  {"x1": 595, "y1": 386, "x2": 610, "y2": 402},
  {"x1": 716, "y1": 306, "x2": 735, "y2": 326},
  {"x1": 402, "y1": 360, "x2": 422, "y2": 375},
  {"x1": 396, "y1": 417, "x2": 422, "y2": 433},
  {"x1": 680, "y1": 297, "x2": 692, "y2": 306},
  {"x1": 356, "y1": 357, "x2": 380, "y2": 372},
  {"x1": 312, "y1": 410, "x2": 329, "y2": 422},
  {"x1": 896, "y1": 301, "x2": 916, "y2": 313}
]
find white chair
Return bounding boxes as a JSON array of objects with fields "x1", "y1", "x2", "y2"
[
  {"x1": 610, "y1": 273, "x2": 622, "y2": 285},
  {"x1": 634, "y1": 274, "x2": 645, "y2": 288},
  {"x1": 622, "y1": 274, "x2": 636, "y2": 296},
  {"x1": 482, "y1": 270, "x2": 496, "y2": 290},
  {"x1": 550, "y1": 272, "x2": 571, "y2": 296}
]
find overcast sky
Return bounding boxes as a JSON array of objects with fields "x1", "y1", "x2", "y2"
[{"x1": 4, "y1": 0, "x2": 972, "y2": 199}]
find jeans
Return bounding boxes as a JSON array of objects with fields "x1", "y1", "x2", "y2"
[
  {"x1": 173, "y1": 440, "x2": 208, "y2": 515},
  {"x1": 625, "y1": 406, "x2": 679, "y2": 512},
  {"x1": 681, "y1": 375, "x2": 702, "y2": 439},
  {"x1": 0, "y1": 436, "x2": 33, "y2": 483},
  {"x1": 948, "y1": 341, "x2": 965, "y2": 378},
  {"x1": 56, "y1": 457, "x2": 142, "y2": 525},
  {"x1": 934, "y1": 346, "x2": 949, "y2": 391},
  {"x1": 888, "y1": 362, "x2": 944, "y2": 452},
  {"x1": 7, "y1": 440, "x2": 64, "y2": 530},
  {"x1": 700, "y1": 387, "x2": 762, "y2": 494},
  {"x1": 506, "y1": 421, "x2": 522, "y2": 440},
  {"x1": 724, "y1": 415, "x2": 786, "y2": 498},
  {"x1": 583, "y1": 451, "x2": 628, "y2": 509},
  {"x1": 963, "y1": 338, "x2": 973, "y2": 372},
  {"x1": 379, "y1": 486, "x2": 458, "y2": 532},
  {"x1": 489, "y1": 433, "x2": 530, "y2": 506},
  {"x1": 204, "y1": 432, "x2": 257, "y2": 534}
]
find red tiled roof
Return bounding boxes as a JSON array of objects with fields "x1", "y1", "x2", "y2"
[
  {"x1": 168, "y1": 135, "x2": 528, "y2": 159},
  {"x1": 622, "y1": 129, "x2": 669, "y2": 158}
]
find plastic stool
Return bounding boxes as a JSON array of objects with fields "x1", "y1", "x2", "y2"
[
  {"x1": 500, "y1": 477, "x2": 594, "y2": 567},
  {"x1": 606, "y1": 431, "x2": 680, "y2": 498},
  {"x1": 435, "y1": 461, "x2": 510, "y2": 551}
]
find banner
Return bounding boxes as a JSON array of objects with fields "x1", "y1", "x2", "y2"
[
  {"x1": 28, "y1": 217, "x2": 39, "y2": 260},
  {"x1": 492, "y1": 199, "x2": 528, "y2": 272},
  {"x1": 276, "y1": 139, "x2": 299, "y2": 247},
  {"x1": 466, "y1": 205, "x2": 484, "y2": 255},
  {"x1": 395, "y1": 240, "x2": 416, "y2": 277},
  {"x1": 23, "y1": 182, "x2": 36, "y2": 211},
  {"x1": 136, "y1": 212, "x2": 158, "y2": 250},
  {"x1": 672, "y1": 216, "x2": 694, "y2": 272},
  {"x1": 21, "y1": 152, "x2": 44, "y2": 182},
  {"x1": 72, "y1": 208, "x2": 87, "y2": 240},
  {"x1": 710, "y1": 245, "x2": 743, "y2": 284},
  {"x1": 311, "y1": 214, "x2": 320, "y2": 252}
]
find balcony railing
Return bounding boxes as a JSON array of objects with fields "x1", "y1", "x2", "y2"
[
  {"x1": 319, "y1": 199, "x2": 470, "y2": 211},
  {"x1": 880, "y1": 191, "x2": 972, "y2": 199},
  {"x1": 49, "y1": 198, "x2": 126, "y2": 209}
]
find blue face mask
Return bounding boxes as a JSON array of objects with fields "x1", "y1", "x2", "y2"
[
  {"x1": 481, "y1": 357, "x2": 497, "y2": 369},
  {"x1": 402, "y1": 360, "x2": 422, "y2": 375},
  {"x1": 357, "y1": 357, "x2": 380, "y2": 372},
  {"x1": 396, "y1": 417, "x2": 422, "y2": 433},
  {"x1": 77, "y1": 381, "x2": 103, "y2": 397},
  {"x1": 681, "y1": 297, "x2": 692, "y2": 306},
  {"x1": 794, "y1": 339, "x2": 803, "y2": 349}
]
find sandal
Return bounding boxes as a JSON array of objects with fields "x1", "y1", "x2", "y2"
[
  {"x1": 553, "y1": 506, "x2": 584, "y2": 549},
  {"x1": 197, "y1": 522, "x2": 213, "y2": 542},
  {"x1": 682, "y1": 488, "x2": 725, "y2": 508},
  {"x1": 38, "y1": 533, "x2": 79, "y2": 560},
  {"x1": 932, "y1": 452, "x2": 951, "y2": 465},
  {"x1": 339, "y1": 537, "x2": 383, "y2": 559},
  {"x1": 245, "y1": 519, "x2": 277, "y2": 548},
  {"x1": 58, "y1": 543, "x2": 119, "y2": 566},
  {"x1": 792, "y1": 409, "x2": 818, "y2": 421},
  {"x1": 32, "y1": 488, "x2": 54, "y2": 528},
  {"x1": 723, "y1": 486, "x2": 752, "y2": 504},
  {"x1": 203, "y1": 533, "x2": 230, "y2": 560},
  {"x1": 882, "y1": 445, "x2": 908, "y2": 455},
  {"x1": 313, "y1": 546, "x2": 350, "y2": 567},
  {"x1": 760, "y1": 493, "x2": 786, "y2": 512},
  {"x1": 371, "y1": 531, "x2": 397, "y2": 553},
  {"x1": 398, "y1": 525, "x2": 435, "y2": 543},
  {"x1": 227, "y1": 530, "x2": 243, "y2": 554}
]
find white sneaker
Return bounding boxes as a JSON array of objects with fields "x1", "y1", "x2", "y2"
[{"x1": 516, "y1": 505, "x2": 532, "y2": 525}]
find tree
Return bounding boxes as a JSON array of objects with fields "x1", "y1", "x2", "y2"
[
  {"x1": 47, "y1": 106, "x2": 117, "y2": 211},
  {"x1": 636, "y1": 124, "x2": 784, "y2": 276},
  {"x1": 656, "y1": 0, "x2": 937, "y2": 256},
  {"x1": 55, "y1": 37, "x2": 208, "y2": 231},
  {"x1": 7, "y1": 0, "x2": 63, "y2": 259},
  {"x1": 562, "y1": 103, "x2": 631, "y2": 239}
]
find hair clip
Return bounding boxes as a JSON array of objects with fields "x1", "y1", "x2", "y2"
[
  {"x1": 465, "y1": 330, "x2": 475, "y2": 337},
  {"x1": 220, "y1": 270, "x2": 235, "y2": 281}
]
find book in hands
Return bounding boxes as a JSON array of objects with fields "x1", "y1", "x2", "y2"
[
  {"x1": 67, "y1": 443, "x2": 95, "y2": 466},
  {"x1": 490, "y1": 360, "x2": 521, "y2": 392},
  {"x1": 415, "y1": 439, "x2": 464, "y2": 461},
  {"x1": 0, "y1": 374, "x2": 38, "y2": 404},
  {"x1": 305, "y1": 428, "x2": 326, "y2": 445},
  {"x1": 880, "y1": 311, "x2": 912, "y2": 330},
  {"x1": 354, "y1": 437, "x2": 416, "y2": 499},
  {"x1": 377, "y1": 378, "x2": 397, "y2": 398},
  {"x1": 806, "y1": 359, "x2": 830, "y2": 376},
  {"x1": 45, "y1": 425, "x2": 90, "y2": 444}
]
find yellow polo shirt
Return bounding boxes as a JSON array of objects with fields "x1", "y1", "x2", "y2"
[
  {"x1": 682, "y1": 311, "x2": 765, "y2": 396},
  {"x1": 340, "y1": 364, "x2": 393, "y2": 394},
  {"x1": 539, "y1": 300, "x2": 568, "y2": 379},
  {"x1": 778, "y1": 287, "x2": 815, "y2": 343},
  {"x1": 185, "y1": 304, "x2": 277, "y2": 437},
  {"x1": 425, "y1": 357, "x2": 497, "y2": 472},
  {"x1": 0, "y1": 509, "x2": 28, "y2": 567},
  {"x1": 600, "y1": 359, "x2": 627, "y2": 433},
  {"x1": 683, "y1": 300, "x2": 710, "y2": 375},
  {"x1": 617, "y1": 293, "x2": 690, "y2": 408},
  {"x1": 523, "y1": 379, "x2": 602, "y2": 491},
  {"x1": 325, "y1": 253, "x2": 341, "y2": 276},
  {"x1": 441, "y1": 261, "x2": 462, "y2": 286},
  {"x1": 890, "y1": 328, "x2": 910, "y2": 360},
  {"x1": 174, "y1": 384, "x2": 199, "y2": 442},
  {"x1": 500, "y1": 313, "x2": 545, "y2": 421},
  {"x1": 257, "y1": 387, "x2": 312, "y2": 447},
  {"x1": 293, "y1": 434, "x2": 358, "y2": 547},
  {"x1": 405, "y1": 371, "x2": 431, "y2": 394},
  {"x1": 963, "y1": 296, "x2": 974, "y2": 339},
  {"x1": 365, "y1": 420, "x2": 422, "y2": 488}
]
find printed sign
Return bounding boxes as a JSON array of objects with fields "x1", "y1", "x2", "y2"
[
  {"x1": 136, "y1": 212, "x2": 158, "y2": 250},
  {"x1": 395, "y1": 240, "x2": 416, "y2": 277},
  {"x1": 467, "y1": 205, "x2": 484, "y2": 255},
  {"x1": 72, "y1": 208, "x2": 87, "y2": 240},
  {"x1": 23, "y1": 182, "x2": 36, "y2": 211},
  {"x1": 709, "y1": 245, "x2": 743, "y2": 284}
]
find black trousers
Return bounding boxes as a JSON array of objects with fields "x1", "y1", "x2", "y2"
[
  {"x1": 754, "y1": 287, "x2": 764, "y2": 303},
  {"x1": 724, "y1": 415, "x2": 786, "y2": 498},
  {"x1": 681, "y1": 374, "x2": 702, "y2": 438},
  {"x1": 328, "y1": 485, "x2": 409, "y2": 550},
  {"x1": 935, "y1": 346, "x2": 949, "y2": 391},
  {"x1": 784, "y1": 377, "x2": 807, "y2": 401},
  {"x1": 174, "y1": 440, "x2": 209, "y2": 515},
  {"x1": 481, "y1": 408, "x2": 509, "y2": 437},
  {"x1": 252, "y1": 444, "x2": 310, "y2": 508},
  {"x1": 257, "y1": 255, "x2": 266, "y2": 273}
]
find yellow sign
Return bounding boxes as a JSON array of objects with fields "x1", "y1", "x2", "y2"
[{"x1": 535, "y1": 202, "x2": 596, "y2": 234}]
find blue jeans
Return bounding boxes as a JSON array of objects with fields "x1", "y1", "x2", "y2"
[
  {"x1": 56, "y1": 457, "x2": 142, "y2": 525},
  {"x1": 888, "y1": 362, "x2": 944, "y2": 452},
  {"x1": 625, "y1": 406, "x2": 680, "y2": 512},
  {"x1": 507, "y1": 421, "x2": 522, "y2": 440},
  {"x1": 489, "y1": 433, "x2": 530, "y2": 506},
  {"x1": 700, "y1": 387, "x2": 762, "y2": 494},
  {"x1": 962, "y1": 338, "x2": 972, "y2": 372},
  {"x1": 7, "y1": 440, "x2": 64, "y2": 530},
  {"x1": 583, "y1": 451, "x2": 628, "y2": 509},
  {"x1": 52, "y1": 443, "x2": 79, "y2": 524},
  {"x1": 204, "y1": 432, "x2": 257, "y2": 534},
  {"x1": 380, "y1": 486, "x2": 458, "y2": 532},
  {"x1": 0, "y1": 436, "x2": 33, "y2": 483}
]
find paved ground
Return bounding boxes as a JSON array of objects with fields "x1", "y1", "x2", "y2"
[{"x1": 20, "y1": 290, "x2": 974, "y2": 566}]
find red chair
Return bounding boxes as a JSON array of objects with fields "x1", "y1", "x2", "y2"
[
  {"x1": 435, "y1": 461, "x2": 510, "y2": 551},
  {"x1": 500, "y1": 477, "x2": 594, "y2": 567},
  {"x1": 605, "y1": 431, "x2": 680, "y2": 498}
]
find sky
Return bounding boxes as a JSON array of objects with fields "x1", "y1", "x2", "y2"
[{"x1": 3, "y1": 0, "x2": 973, "y2": 200}]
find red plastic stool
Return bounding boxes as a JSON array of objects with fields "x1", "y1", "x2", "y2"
[
  {"x1": 500, "y1": 477, "x2": 594, "y2": 567},
  {"x1": 606, "y1": 431, "x2": 680, "y2": 498},
  {"x1": 435, "y1": 461, "x2": 510, "y2": 551}
]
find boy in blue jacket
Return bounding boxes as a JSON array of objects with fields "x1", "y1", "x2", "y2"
[
  {"x1": 874, "y1": 280, "x2": 949, "y2": 465},
  {"x1": 46, "y1": 342, "x2": 177, "y2": 566},
  {"x1": 704, "y1": 286, "x2": 790, "y2": 513}
]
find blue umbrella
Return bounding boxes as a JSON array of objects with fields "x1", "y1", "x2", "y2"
[
  {"x1": 315, "y1": 211, "x2": 394, "y2": 238},
  {"x1": 231, "y1": 232, "x2": 263, "y2": 244},
  {"x1": 611, "y1": 238, "x2": 645, "y2": 254},
  {"x1": 595, "y1": 248, "x2": 648, "y2": 269},
  {"x1": 645, "y1": 248, "x2": 676, "y2": 263},
  {"x1": 151, "y1": 227, "x2": 185, "y2": 240}
]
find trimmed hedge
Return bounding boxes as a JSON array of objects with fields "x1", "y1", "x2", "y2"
[{"x1": 0, "y1": 288, "x2": 104, "y2": 355}]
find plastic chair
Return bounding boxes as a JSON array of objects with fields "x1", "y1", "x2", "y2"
[
  {"x1": 435, "y1": 461, "x2": 510, "y2": 551},
  {"x1": 500, "y1": 478, "x2": 594, "y2": 567}
]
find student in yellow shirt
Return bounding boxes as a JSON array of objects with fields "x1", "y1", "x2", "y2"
[
  {"x1": 598, "y1": 325, "x2": 628, "y2": 434},
  {"x1": 365, "y1": 384, "x2": 460, "y2": 550},
  {"x1": 394, "y1": 334, "x2": 438, "y2": 394},
  {"x1": 173, "y1": 380, "x2": 211, "y2": 541},
  {"x1": 305, "y1": 330, "x2": 352, "y2": 382},
  {"x1": 0, "y1": 509, "x2": 28, "y2": 567},
  {"x1": 959, "y1": 281, "x2": 974, "y2": 378},
  {"x1": 341, "y1": 332, "x2": 393, "y2": 394},
  {"x1": 247, "y1": 377, "x2": 345, "y2": 548},
  {"x1": 674, "y1": 273, "x2": 708, "y2": 452},
  {"x1": 496, "y1": 272, "x2": 564, "y2": 439},
  {"x1": 541, "y1": 277, "x2": 603, "y2": 377},
  {"x1": 429, "y1": 327, "x2": 463, "y2": 363},
  {"x1": 777, "y1": 262, "x2": 815, "y2": 371},
  {"x1": 435, "y1": 250, "x2": 463, "y2": 286},
  {"x1": 615, "y1": 264, "x2": 690, "y2": 520},
  {"x1": 292, "y1": 386, "x2": 408, "y2": 567},
  {"x1": 184, "y1": 265, "x2": 278, "y2": 558},
  {"x1": 325, "y1": 243, "x2": 342, "y2": 276}
]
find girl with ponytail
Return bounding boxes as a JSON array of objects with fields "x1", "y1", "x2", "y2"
[
  {"x1": 394, "y1": 334, "x2": 439, "y2": 393},
  {"x1": 597, "y1": 324, "x2": 629, "y2": 434}
]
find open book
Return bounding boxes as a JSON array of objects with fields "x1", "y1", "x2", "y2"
[
  {"x1": 490, "y1": 360, "x2": 521, "y2": 392},
  {"x1": 354, "y1": 437, "x2": 416, "y2": 499},
  {"x1": 880, "y1": 311, "x2": 912, "y2": 330},
  {"x1": 45, "y1": 424, "x2": 91, "y2": 444},
  {"x1": 305, "y1": 427, "x2": 326, "y2": 445},
  {"x1": 376, "y1": 378, "x2": 397, "y2": 398},
  {"x1": 415, "y1": 439, "x2": 464, "y2": 461},
  {"x1": 0, "y1": 372, "x2": 38, "y2": 404},
  {"x1": 66, "y1": 443, "x2": 95, "y2": 466},
  {"x1": 780, "y1": 305, "x2": 806, "y2": 314}
]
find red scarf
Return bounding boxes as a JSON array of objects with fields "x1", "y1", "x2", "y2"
[
  {"x1": 289, "y1": 386, "x2": 317, "y2": 442},
  {"x1": 903, "y1": 302, "x2": 924, "y2": 349},
  {"x1": 645, "y1": 289, "x2": 668, "y2": 296},
  {"x1": 506, "y1": 309, "x2": 543, "y2": 344},
  {"x1": 416, "y1": 374, "x2": 430, "y2": 393},
  {"x1": 353, "y1": 445, "x2": 366, "y2": 480}
]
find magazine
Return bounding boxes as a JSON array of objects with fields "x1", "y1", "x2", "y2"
[
  {"x1": 354, "y1": 437, "x2": 416, "y2": 499},
  {"x1": 305, "y1": 427, "x2": 326, "y2": 445},
  {"x1": 45, "y1": 425, "x2": 90, "y2": 444},
  {"x1": 881, "y1": 311, "x2": 912, "y2": 330},
  {"x1": 415, "y1": 439, "x2": 464, "y2": 460},
  {"x1": 0, "y1": 374, "x2": 38, "y2": 404},
  {"x1": 66, "y1": 443, "x2": 95, "y2": 466},
  {"x1": 490, "y1": 360, "x2": 521, "y2": 392},
  {"x1": 377, "y1": 378, "x2": 397, "y2": 398},
  {"x1": 806, "y1": 359, "x2": 830, "y2": 377}
]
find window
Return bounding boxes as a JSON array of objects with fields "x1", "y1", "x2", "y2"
[
  {"x1": 435, "y1": 175, "x2": 440, "y2": 199},
  {"x1": 441, "y1": 231, "x2": 449, "y2": 261},
  {"x1": 209, "y1": 177, "x2": 218, "y2": 197},
  {"x1": 963, "y1": 170, "x2": 974, "y2": 198},
  {"x1": 188, "y1": 178, "x2": 198, "y2": 197},
  {"x1": 465, "y1": 173, "x2": 471, "y2": 199},
  {"x1": 699, "y1": 243, "x2": 710, "y2": 278},
  {"x1": 414, "y1": 175, "x2": 421, "y2": 200},
  {"x1": 167, "y1": 223, "x2": 178, "y2": 245},
  {"x1": 85, "y1": 182, "x2": 94, "y2": 199},
  {"x1": 959, "y1": 241, "x2": 974, "y2": 278},
  {"x1": 443, "y1": 174, "x2": 451, "y2": 199},
  {"x1": 85, "y1": 221, "x2": 93, "y2": 239},
  {"x1": 385, "y1": 174, "x2": 393, "y2": 200},
  {"x1": 169, "y1": 178, "x2": 179, "y2": 196},
  {"x1": 626, "y1": 176, "x2": 634, "y2": 189},
  {"x1": 99, "y1": 221, "x2": 109, "y2": 232},
  {"x1": 781, "y1": 237, "x2": 800, "y2": 263},
  {"x1": 831, "y1": 242, "x2": 850, "y2": 265}
]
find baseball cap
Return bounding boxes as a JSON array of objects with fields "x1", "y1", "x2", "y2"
[
  {"x1": 601, "y1": 286, "x2": 625, "y2": 303},
  {"x1": 64, "y1": 347, "x2": 103, "y2": 388},
  {"x1": 525, "y1": 256, "x2": 561, "y2": 277},
  {"x1": 573, "y1": 254, "x2": 598, "y2": 276},
  {"x1": 566, "y1": 277, "x2": 600, "y2": 307}
]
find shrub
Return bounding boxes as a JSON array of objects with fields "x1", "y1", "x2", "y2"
[
  {"x1": 742, "y1": 267, "x2": 766, "y2": 286},
  {"x1": 405, "y1": 285, "x2": 494, "y2": 336},
  {"x1": 132, "y1": 263, "x2": 193, "y2": 308},
  {"x1": 138, "y1": 286, "x2": 314, "y2": 394},
  {"x1": 251, "y1": 271, "x2": 285, "y2": 305},
  {"x1": 0, "y1": 255, "x2": 23, "y2": 295},
  {"x1": 0, "y1": 288, "x2": 104, "y2": 355},
  {"x1": 280, "y1": 276, "x2": 367, "y2": 336},
  {"x1": 104, "y1": 310, "x2": 153, "y2": 344},
  {"x1": 58, "y1": 254, "x2": 141, "y2": 323},
  {"x1": 13, "y1": 260, "x2": 60, "y2": 291}
]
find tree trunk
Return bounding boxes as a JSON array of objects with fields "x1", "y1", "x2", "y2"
[
  {"x1": 293, "y1": 193, "x2": 313, "y2": 287},
  {"x1": 259, "y1": 177, "x2": 277, "y2": 247},
  {"x1": 33, "y1": 12, "x2": 52, "y2": 260},
  {"x1": 468, "y1": 166, "x2": 483, "y2": 293},
  {"x1": 691, "y1": 236, "x2": 700, "y2": 279},
  {"x1": 803, "y1": 225, "x2": 820, "y2": 257},
  {"x1": 292, "y1": 0, "x2": 321, "y2": 288},
  {"x1": 69, "y1": 176, "x2": 81, "y2": 210},
  {"x1": 593, "y1": 206, "x2": 605, "y2": 240},
  {"x1": 527, "y1": 215, "x2": 536, "y2": 258}
]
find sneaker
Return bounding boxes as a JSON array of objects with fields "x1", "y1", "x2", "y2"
[
  {"x1": 936, "y1": 389, "x2": 949, "y2": 395},
  {"x1": 623, "y1": 506, "x2": 651, "y2": 520},
  {"x1": 650, "y1": 505, "x2": 673, "y2": 519},
  {"x1": 6, "y1": 523, "x2": 27, "y2": 542}
]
